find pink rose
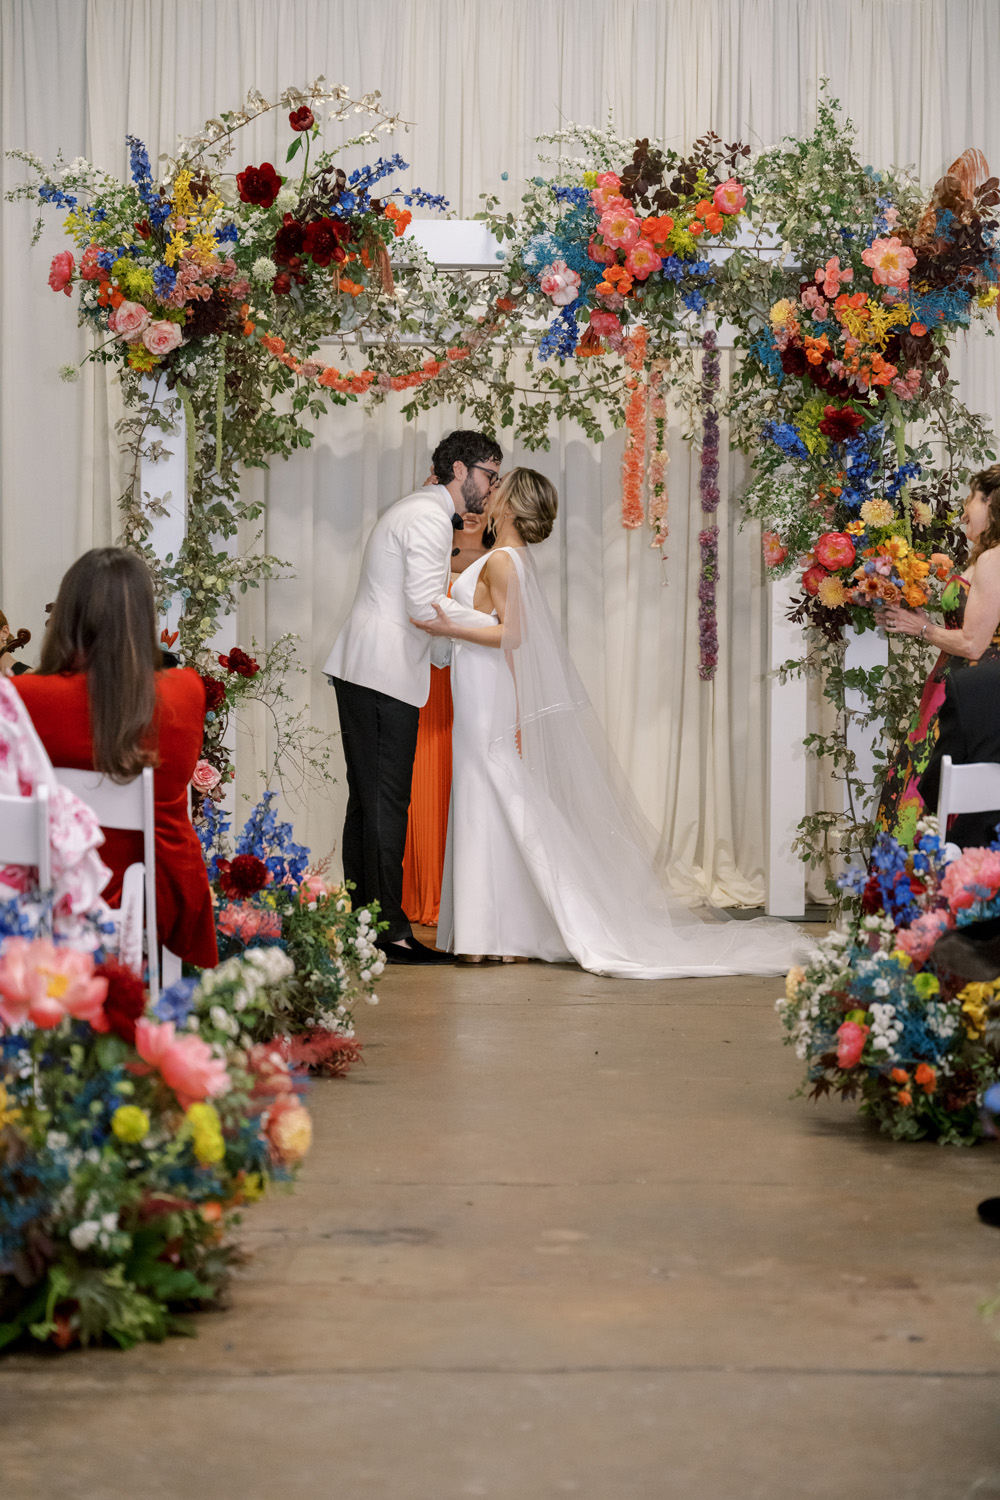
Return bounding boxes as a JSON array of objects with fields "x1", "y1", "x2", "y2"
[
  {"x1": 48, "y1": 251, "x2": 74, "y2": 296},
  {"x1": 538, "y1": 259, "x2": 582, "y2": 306},
  {"x1": 134, "y1": 1016, "x2": 230, "y2": 1110},
  {"x1": 109, "y1": 300, "x2": 151, "y2": 342},
  {"x1": 895, "y1": 910, "x2": 955, "y2": 965},
  {"x1": 713, "y1": 179, "x2": 746, "y2": 216},
  {"x1": 0, "y1": 937, "x2": 108, "y2": 1031},
  {"x1": 814, "y1": 532, "x2": 857, "y2": 571},
  {"x1": 298, "y1": 873, "x2": 331, "y2": 908},
  {"x1": 191, "y1": 760, "x2": 221, "y2": 793},
  {"x1": 836, "y1": 1020, "x2": 869, "y2": 1069},
  {"x1": 142, "y1": 320, "x2": 184, "y2": 357}
]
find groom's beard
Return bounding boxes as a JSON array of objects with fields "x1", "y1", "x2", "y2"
[{"x1": 460, "y1": 474, "x2": 486, "y2": 513}]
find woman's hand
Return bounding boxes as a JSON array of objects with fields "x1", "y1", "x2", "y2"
[
  {"x1": 874, "y1": 605, "x2": 931, "y2": 637},
  {"x1": 410, "y1": 602, "x2": 456, "y2": 638}
]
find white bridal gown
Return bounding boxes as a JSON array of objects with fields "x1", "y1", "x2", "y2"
[{"x1": 437, "y1": 547, "x2": 812, "y2": 978}]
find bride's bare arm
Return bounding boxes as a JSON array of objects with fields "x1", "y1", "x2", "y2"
[{"x1": 410, "y1": 551, "x2": 515, "y2": 648}]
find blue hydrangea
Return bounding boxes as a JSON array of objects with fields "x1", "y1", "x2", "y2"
[{"x1": 155, "y1": 975, "x2": 199, "y2": 1025}]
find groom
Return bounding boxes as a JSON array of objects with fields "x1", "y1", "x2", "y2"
[{"x1": 324, "y1": 430, "x2": 503, "y2": 964}]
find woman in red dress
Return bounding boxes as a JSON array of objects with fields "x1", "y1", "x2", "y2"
[{"x1": 13, "y1": 548, "x2": 217, "y2": 968}]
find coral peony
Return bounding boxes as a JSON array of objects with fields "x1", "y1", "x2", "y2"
[
  {"x1": 836, "y1": 1020, "x2": 870, "y2": 1069},
  {"x1": 217, "y1": 854, "x2": 271, "y2": 900},
  {"x1": 0, "y1": 938, "x2": 108, "y2": 1031},
  {"x1": 586, "y1": 234, "x2": 615, "y2": 265},
  {"x1": 801, "y1": 564, "x2": 828, "y2": 596},
  {"x1": 713, "y1": 179, "x2": 746, "y2": 215},
  {"x1": 217, "y1": 903, "x2": 282, "y2": 942},
  {"x1": 589, "y1": 310, "x2": 622, "y2": 339},
  {"x1": 894, "y1": 909, "x2": 954, "y2": 964},
  {"x1": 941, "y1": 847, "x2": 1000, "y2": 910},
  {"x1": 624, "y1": 240, "x2": 662, "y2": 281},
  {"x1": 814, "y1": 532, "x2": 856, "y2": 570},
  {"x1": 599, "y1": 203, "x2": 640, "y2": 251},
  {"x1": 79, "y1": 245, "x2": 102, "y2": 280},
  {"x1": 538, "y1": 260, "x2": 582, "y2": 306},
  {"x1": 861, "y1": 236, "x2": 917, "y2": 289},
  {"x1": 134, "y1": 1017, "x2": 230, "y2": 1109},
  {"x1": 48, "y1": 251, "x2": 74, "y2": 295},
  {"x1": 762, "y1": 531, "x2": 788, "y2": 568}
]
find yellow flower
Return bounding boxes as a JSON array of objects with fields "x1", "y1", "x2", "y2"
[
  {"x1": 111, "y1": 1104, "x2": 150, "y2": 1144},
  {"x1": 958, "y1": 982, "x2": 994, "y2": 1040},
  {"x1": 845, "y1": 520, "x2": 866, "y2": 536},
  {"x1": 270, "y1": 1103, "x2": 312, "y2": 1163},
  {"x1": 769, "y1": 298, "x2": 797, "y2": 329},
  {"x1": 127, "y1": 344, "x2": 157, "y2": 373},
  {"x1": 0, "y1": 1082, "x2": 20, "y2": 1129},
  {"x1": 911, "y1": 500, "x2": 933, "y2": 527},
  {"x1": 860, "y1": 498, "x2": 895, "y2": 528},
  {"x1": 240, "y1": 1172, "x2": 267, "y2": 1203},
  {"x1": 817, "y1": 576, "x2": 848, "y2": 608},
  {"x1": 785, "y1": 966, "x2": 805, "y2": 1001},
  {"x1": 891, "y1": 948, "x2": 912, "y2": 968},
  {"x1": 583, "y1": 171, "x2": 598, "y2": 189},
  {"x1": 185, "y1": 1102, "x2": 226, "y2": 1166},
  {"x1": 978, "y1": 285, "x2": 999, "y2": 309}
]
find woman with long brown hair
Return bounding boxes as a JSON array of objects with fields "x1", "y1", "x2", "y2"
[
  {"x1": 875, "y1": 463, "x2": 1000, "y2": 841},
  {"x1": 13, "y1": 547, "x2": 217, "y2": 967}
]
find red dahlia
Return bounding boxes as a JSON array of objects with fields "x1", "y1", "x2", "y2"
[
  {"x1": 200, "y1": 674, "x2": 226, "y2": 713},
  {"x1": 95, "y1": 958, "x2": 148, "y2": 1045},
  {"x1": 302, "y1": 217, "x2": 349, "y2": 267},
  {"x1": 218, "y1": 647, "x2": 259, "y2": 678},
  {"x1": 273, "y1": 216, "x2": 306, "y2": 265},
  {"x1": 218, "y1": 854, "x2": 271, "y2": 899},
  {"x1": 236, "y1": 161, "x2": 283, "y2": 209},
  {"x1": 818, "y1": 405, "x2": 865, "y2": 442},
  {"x1": 289, "y1": 106, "x2": 315, "y2": 132}
]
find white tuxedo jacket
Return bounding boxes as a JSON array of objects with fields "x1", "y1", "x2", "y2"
[{"x1": 323, "y1": 484, "x2": 455, "y2": 708}]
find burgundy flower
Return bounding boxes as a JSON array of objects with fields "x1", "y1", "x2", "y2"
[
  {"x1": 818, "y1": 405, "x2": 865, "y2": 442},
  {"x1": 95, "y1": 959, "x2": 147, "y2": 1045},
  {"x1": 272, "y1": 273, "x2": 291, "y2": 296},
  {"x1": 779, "y1": 345, "x2": 809, "y2": 378},
  {"x1": 217, "y1": 854, "x2": 271, "y2": 899},
  {"x1": 236, "y1": 161, "x2": 283, "y2": 209},
  {"x1": 273, "y1": 216, "x2": 306, "y2": 265},
  {"x1": 302, "y1": 217, "x2": 349, "y2": 267},
  {"x1": 218, "y1": 647, "x2": 259, "y2": 678},
  {"x1": 860, "y1": 876, "x2": 883, "y2": 914},
  {"x1": 289, "y1": 106, "x2": 315, "y2": 132},
  {"x1": 200, "y1": 674, "x2": 227, "y2": 713}
]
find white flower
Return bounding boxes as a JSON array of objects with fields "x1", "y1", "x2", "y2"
[
  {"x1": 100, "y1": 1211, "x2": 119, "y2": 1233},
  {"x1": 187, "y1": 1013, "x2": 200, "y2": 1030},
  {"x1": 210, "y1": 1004, "x2": 230, "y2": 1031},
  {"x1": 275, "y1": 186, "x2": 298, "y2": 213},
  {"x1": 59, "y1": 363, "x2": 80, "y2": 382},
  {"x1": 215, "y1": 175, "x2": 239, "y2": 207},
  {"x1": 872, "y1": 1036, "x2": 891, "y2": 1052},
  {"x1": 372, "y1": 960, "x2": 385, "y2": 977},
  {"x1": 252, "y1": 255, "x2": 277, "y2": 282},
  {"x1": 69, "y1": 1220, "x2": 100, "y2": 1251},
  {"x1": 46, "y1": 1131, "x2": 69, "y2": 1150},
  {"x1": 367, "y1": 991, "x2": 379, "y2": 1006}
]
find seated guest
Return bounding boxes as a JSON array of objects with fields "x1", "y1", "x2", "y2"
[
  {"x1": 13, "y1": 548, "x2": 217, "y2": 968},
  {"x1": 0, "y1": 609, "x2": 31, "y2": 675},
  {"x1": 918, "y1": 660, "x2": 1000, "y2": 849}
]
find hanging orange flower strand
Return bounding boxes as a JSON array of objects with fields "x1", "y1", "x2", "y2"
[{"x1": 620, "y1": 327, "x2": 648, "y2": 530}]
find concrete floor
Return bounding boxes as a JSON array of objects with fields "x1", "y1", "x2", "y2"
[{"x1": 3, "y1": 947, "x2": 1000, "y2": 1498}]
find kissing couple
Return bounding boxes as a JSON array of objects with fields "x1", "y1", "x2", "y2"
[{"x1": 325, "y1": 429, "x2": 810, "y2": 978}]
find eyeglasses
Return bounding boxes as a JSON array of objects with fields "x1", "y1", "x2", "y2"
[{"x1": 470, "y1": 464, "x2": 501, "y2": 488}]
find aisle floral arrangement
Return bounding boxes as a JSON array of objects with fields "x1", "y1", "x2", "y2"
[
  {"x1": 778, "y1": 824, "x2": 1000, "y2": 1145},
  {"x1": 0, "y1": 939, "x2": 313, "y2": 1350},
  {"x1": 197, "y1": 792, "x2": 383, "y2": 1075}
]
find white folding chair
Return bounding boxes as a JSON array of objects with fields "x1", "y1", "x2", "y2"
[
  {"x1": 53, "y1": 767, "x2": 162, "y2": 1004},
  {"x1": 936, "y1": 754, "x2": 1000, "y2": 838},
  {"x1": 0, "y1": 782, "x2": 52, "y2": 893}
]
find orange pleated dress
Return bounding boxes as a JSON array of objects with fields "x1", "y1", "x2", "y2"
[{"x1": 401, "y1": 663, "x2": 453, "y2": 925}]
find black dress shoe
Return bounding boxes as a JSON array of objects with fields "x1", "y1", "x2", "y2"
[
  {"x1": 385, "y1": 938, "x2": 455, "y2": 965},
  {"x1": 977, "y1": 1197, "x2": 1000, "y2": 1227}
]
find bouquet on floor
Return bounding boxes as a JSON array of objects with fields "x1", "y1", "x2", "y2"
[
  {"x1": 198, "y1": 792, "x2": 383, "y2": 1075},
  {"x1": 778, "y1": 826, "x2": 1000, "y2": 1144},
  {"x1": 0, "y1": 939, "x2": 313, "y2": 1351}
]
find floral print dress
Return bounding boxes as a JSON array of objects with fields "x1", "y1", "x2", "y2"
[{"x1": 876, "y1": 576, "x2": 1000, "y2": 845}]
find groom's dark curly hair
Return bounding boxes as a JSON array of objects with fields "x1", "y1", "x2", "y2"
[{"x1": 431, "y1": 429, "x2": 503, "y2": 485}]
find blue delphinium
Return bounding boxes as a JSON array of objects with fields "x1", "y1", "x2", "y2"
[
  {"x1": 234, "y1": 791, "x2": 310, "y2": 886},
  {"x1": 152, "y1": 263, "x2": 177, "y2": 299},
  {"x1": 538, "y1": 306, "x2": 579, "y2": 362},
  {"x1": 154, "y1": 976, "x2": 200, "y2": 1026},
  {"x1": 126, "y1": 134, "x2": 171, "y2": 228},
  {"x1": 762, "y1": 421, "x2": 810, "y2": 462}
]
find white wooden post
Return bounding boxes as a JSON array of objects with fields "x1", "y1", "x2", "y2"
[
  {"x1": 843, "y1": 626, "x2": 888, "y2": 823},
  {"x1": 139, "y1": 377, "x2": 186, "y2": 637},
  {"x1": 766, "y1": 576, "x2": 807, "y2": 916}
]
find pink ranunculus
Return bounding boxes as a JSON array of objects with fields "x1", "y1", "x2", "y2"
[
  {"x1": 538, "y1": 259, "x2": 582, "y2": 306},
  {"x1": 79, "y1": 245, "x2": 103, "y2": 281},
  {"x1": 861, "y1": 236, "x2": 917, "y2": 289},
  {"x1": 941, "y1": 847, "x2": 1000, "y2": 912},
  {"x1": 134, "y1": 1016, "x2": 230, "y2": 1109},
  {"x1": 624, "y1": 240, "x2": 663, "y2": 281},
  {"x1": 895, "y1": 909, "x2": 955, "y2": 965},
  {"x1": 48, "y1": 251, "x2": 75, "y2": 296},
  {"x1": 599, "y1": 203, "x2": 640, "y2": 251},
  {"x1": 836, "y1": 1020, "x2": 870, "y2": 1069},
  {"x1": 816, "y1": 256, "x2": 853, "y2": 299},
  {"x1": 589, "y1": 310, "x2": 622, "y2": 339},
  {"x1": 713, "y1": 178, "x2": 746, "y2": 216},
  {"x1": 814, "y1": 532, "x2": 857, "y2": 571},
  {"x1": 0, "y1": 937, "x2": 108, "y2": 1031},
  {"x1": 109, "y1": 300, "x2": 151, "y2": 342},
  {"x1": 142, "y1": 320, "x2": 184, "y2": 357},
  {"x1": 216, "y1": 903, "x2": 282, "y2": 942},
  {"x1": 190, "y1": 760, "x2": 221, "y2": 793},
  {"x1": 762, "y1": 531, "x2": 788, "y2": 568}
]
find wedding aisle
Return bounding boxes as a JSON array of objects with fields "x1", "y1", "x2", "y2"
[{"x1": 3, "y1": 950, "x2": 1000, "y2": 1499}]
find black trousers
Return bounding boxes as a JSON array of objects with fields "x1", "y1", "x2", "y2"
[{"x1": 332, "y1": 676, "x2": 420, "y2": 943}]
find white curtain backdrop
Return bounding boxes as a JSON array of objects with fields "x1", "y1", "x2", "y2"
[{"x1": 2, "y1": 0, "x2": 999, "y2": 903}]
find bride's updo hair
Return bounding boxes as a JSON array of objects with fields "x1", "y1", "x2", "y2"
[{"x1": 495, "y1": 467, "x2": 558, "y2": 545}]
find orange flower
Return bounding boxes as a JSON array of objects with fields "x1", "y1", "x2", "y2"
[
  {"x1": 891, "y1": 1068, "x2": 909, "y2": 1084},
  {"x1": 640, "y1": 215, "x2": 673, "y2": 243},
  {"x1": 495, "y1": 296, "x2": 516, "y2": 313},
  {"x1": 910, "y1": 322, "x2": 927, "y2": 337},
  {"x1": 597, "y1": 264, "x2": 633, "y2": 295},
  {"x1": 914, "y1": 1063, "x2": 936, "y2": 1093},
  {"x1": 803, "y1": 333, "x2": 831, "y2": 365},
  {"x1": 896, "y1": 1090, "x2": 913, "y2": 1107},
  {"x1": 845, "y1": 520, "x2": 865, "y2": 535},
  {"x1": 688, "y1": 221, "x2": 705, "y2": 237},
  {"x1": 339, "y1": 277, "x2": 364, "y2": 296},
  {"x1": 693, "y1": 200, "x2": 715, "y2": 219},
  {"x1": 930, "y1": 553, "x2": 952, "y2": 580},
  {"x1": 261, "y1": 334, "x2": 286, "y2": 356},
  {"x1": 704, "y1": 213, "x2": 724, "y2": 235},
  {"x1": 903, "y1": 583, "x2": 928, "y2": 607},
  {"x1": 243, "y1": 320, "x2": 255, "y2": 336}
]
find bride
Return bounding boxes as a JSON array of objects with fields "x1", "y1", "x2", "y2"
[{"x1": 412, "y1": 468, "x2": 811, "y2": 978}]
